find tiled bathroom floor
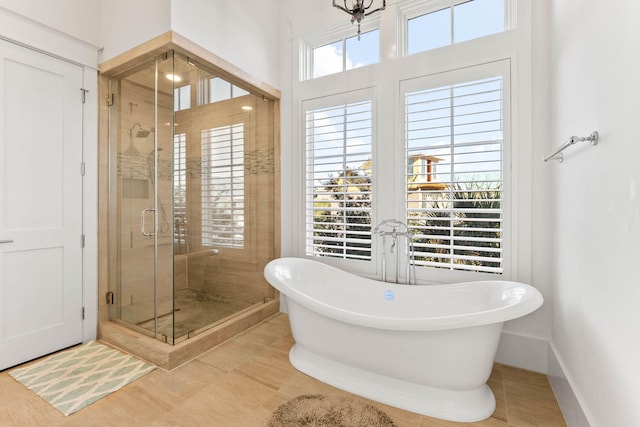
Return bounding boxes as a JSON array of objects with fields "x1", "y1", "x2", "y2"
[
  {"x1": 135, "y1": 288, "x2": 254, "y2": 339},
  {"x1": 0, "y1": 314, "x2": 566, "y2": 426}
]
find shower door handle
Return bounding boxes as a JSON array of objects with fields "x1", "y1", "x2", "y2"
[{"x1": 141, "y1": 208, "x2": 157, "y2": 237}]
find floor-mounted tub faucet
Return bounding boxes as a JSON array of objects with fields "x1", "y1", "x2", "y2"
[{"x1": 373, "y1": 219, "x2": 415, "y2": 285}]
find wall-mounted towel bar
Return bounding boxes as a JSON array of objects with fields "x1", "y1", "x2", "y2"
[{"x1": 544, "y1": 131, "x2": 598, "y2": 163}]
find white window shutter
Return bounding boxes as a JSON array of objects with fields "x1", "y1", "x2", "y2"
[
  {"x1": 305, "y1": 99, "x2": 373, "y2": 260},
  {"x1": 201, "y1": 124, "x2": 245, "y2": 248},
  {"x1": 405, "y1": 76, "x2": 504, "y2": 274}
]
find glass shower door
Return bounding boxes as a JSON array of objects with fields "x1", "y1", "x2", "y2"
[
  {"x1": 107, "y1": 48, "x2": 278, "y2": 347},
  {"x1": 108, "y1": 52, "x2": 176, "y2": 343},
  {"x1": 153, "y1": 53, "x2": 176, "y2": 343}
]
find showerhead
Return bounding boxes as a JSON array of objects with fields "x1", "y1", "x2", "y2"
[
  {"x1": 129, "y1": 123, "x2": 150, "y2": 138},
  {"x1": 136, "y1": 128, "x2": 150, "y2": 138}
]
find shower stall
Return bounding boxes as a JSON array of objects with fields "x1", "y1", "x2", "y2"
[{"x1": 99, "y1": 36, "x2": 279, "y2": 368}]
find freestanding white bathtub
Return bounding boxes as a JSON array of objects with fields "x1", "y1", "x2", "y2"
[{"x1": 264, "y1": 257, "x2": 544, "y2": 422}]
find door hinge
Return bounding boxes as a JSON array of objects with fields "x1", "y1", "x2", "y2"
[
  {"x1": 107, "y1": 93, "x2": 115, "y2": 106},
  {"x1": 82, "y1": 306, "x2": 85, "y2": 320},
  {"x1": 81, "y1": 88, "x2": 89, "y2": 104},
  {"x1": 81, "y1": 234, "x2": 85, "y2": 248},
  {"x1": 80, "y1": 161, "x2": 86, "y2": 176}
]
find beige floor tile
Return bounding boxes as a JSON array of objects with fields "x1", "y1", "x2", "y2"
[
  {"x1": 420, "y1": 414, "x2": 508, "y2": 427},
  {"x1": 361, "y1": 399, "x2": 423, "y2": 427},
  {"x1": 259, "y1": 392, "x2": 291, "y2": 414},
  {"x1": 197, "y1": 338, "x2": 267, "y2": 372},
  {"x1": 0, "y1": 314, "x2": 566, "y2": 427},
  {"x1": 147, "y1": 407, "x2": 214, "y2": 427},
  {"x1": 0, "y1": 395, "x2": 61, "y2": 426},
  {"x1": 137, "y1": 359, "x2": 228, "y2": 403},
  {"x1": 488, "y1": 372, "x2": 508, "y2": 422},
  {"x1": 235, "y1": 358, "x2": 297, "y2": 391}
]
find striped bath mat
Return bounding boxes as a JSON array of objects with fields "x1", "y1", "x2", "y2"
[{"x1": 9, "y1": 341, "x2": 155, "y2": 416}]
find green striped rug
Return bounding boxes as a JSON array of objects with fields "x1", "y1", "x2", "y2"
[{"x1": 9, "y1": 341, "x2": 155, "y2": 416}]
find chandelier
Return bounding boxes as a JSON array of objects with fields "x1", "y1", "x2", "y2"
[{"x1": 332, "y1": 0, "x2": 386, "y2": 38}]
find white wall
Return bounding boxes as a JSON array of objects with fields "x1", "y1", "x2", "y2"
[
  {"x1": 548, "y1": 1, "x2": 640, "y2": 425},
  {"x1": 0, "y1": 0, "x2": 100, "y2": 47},
  {"x1": 0, "y1": 0, "x2": 100, "y2": 67},
  {"x1": 277, "y1": 0, "x2": 333, "y2": 262},
  {"x1": 98, "y1": 0, "x2": 171, "y2": 63},
  {"x1": 527, "y1": 0, "x2": 555, "y2": 374},
  {"x1": 97, "y1": 0, "x2": 280, "y2": 92},
  {"x1": 171, "y1": 0, "x2": 281, "y2": 89}
]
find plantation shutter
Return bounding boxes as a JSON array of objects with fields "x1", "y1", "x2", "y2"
[
  {"x1": 201, "y1": 124, "x2": 245, "y2": 248},
  {"x1": 405, "y1": 75, "x2": 504, "y2": 274},
  {"x1": 305, "y1": 99, "x2": 373, "y2": 260},
  {"x1": 174, "y1": 133, "x2": 187, "y2": 249}
]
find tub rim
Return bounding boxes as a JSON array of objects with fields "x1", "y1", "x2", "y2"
[{"x1": 264, "y1": 257, "x2": 543, "y2": 331}]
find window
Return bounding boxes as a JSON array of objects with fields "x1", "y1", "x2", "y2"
[
  {"x1": 291, "y1": 3, "x2": 525, "y2": 282},
  {"x1": 311, "y1": 30, "x2": 380, "y2": 79},
  {"x1": 404, "y1": 69, "x2": 506, "y2": 274},
  {"x1": 174, "y1": 85, "x2": 191, "y2": 111},
  {"x1": 408, "y1": 7, "x2": 451, "y2": 53},
  {"x1": 206, "y1": 77, "x2": 249, "y2": 104},
  {"x1": 201, "y1": 124, "x2": 245, "y2": 248},
  {"x1": 305, "y1": 96, "x2": 373, "y2": 260},
  {"x1": 405, "y1": 0, "x2": 506, "y2": 55},
  {"x1": 174, "y1": 133, "x2": 187, "y2": 250}
]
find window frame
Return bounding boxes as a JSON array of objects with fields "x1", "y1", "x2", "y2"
[
  {"x1": 400, "y1": 59, "x2": 512, "y2": 283},
  {"x1": 301, "y1": 88, "x2": 378, "y2": 275},
  {"x1": 398, "y1": 0, "x2": 515, "y2": 57},
  {"x1": 288, "y1": 1, "x2": 533, "y2": 285},
  {"x1": 205, "y1": 77, "x2": 250, "y2": 104},
  {"x1": 300, "y1": 17, "x2": 382, "y2": 81},
  {"x1": 174, "y1": 84, "x2": 191, "y2": 111}
]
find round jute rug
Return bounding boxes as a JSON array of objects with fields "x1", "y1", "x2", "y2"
[{"x1": 265, "y1": 394, "x2": 397, "y2": 427}]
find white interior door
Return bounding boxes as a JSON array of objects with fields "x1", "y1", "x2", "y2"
[{"x1": 0, "y1": 39, "x2": 84, "y2": 370}]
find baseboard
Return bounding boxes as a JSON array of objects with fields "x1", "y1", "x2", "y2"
[
  {"x1": 495, "y1": 330, "x2": 548, "y2": 373},
  {"x1": 547, "y1": 343, "x2": 592, "y2": 427}
]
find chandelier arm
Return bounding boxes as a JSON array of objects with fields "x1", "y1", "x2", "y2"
[
  {"x1": 332, "y1": 0, "x2": 386, "y2": 36},
  {"x1": 363, "y1": 0, "x2": 386, "y2": 17},
  {"x1": 332, "y1": 0, "x2": 351, "y2": 14}
]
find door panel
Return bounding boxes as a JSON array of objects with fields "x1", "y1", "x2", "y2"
[
  {"x1": 0, "y1": 39, "x2": 83, "y2": 370},
  {"x1": 3, "y1": 248, "x2": 64, "y2": 339},
  {"x1": 3, "y1": 57, "x2": 64, "y2": 228}
]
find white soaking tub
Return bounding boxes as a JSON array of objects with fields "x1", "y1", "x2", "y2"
[{"x1": 264, "y1": 257, "x2": 543, "y2": 422}]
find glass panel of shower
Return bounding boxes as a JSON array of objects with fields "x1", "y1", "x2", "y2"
[{"x1": 108, "y1": 51, "x2": 276, "y2": 345}]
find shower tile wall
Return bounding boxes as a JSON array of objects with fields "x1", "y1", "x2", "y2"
[{"x1": 177, "y1": 93, "x2": 276, "y2": 305}]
